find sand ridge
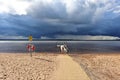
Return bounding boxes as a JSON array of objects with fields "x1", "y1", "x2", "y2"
[{"x1": 50, "y1": 54, "x2": 90, "y2": 80}]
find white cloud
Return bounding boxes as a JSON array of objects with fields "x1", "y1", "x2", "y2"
[
  {"x1": 54, "y1": 35, "x2": 120, "y2": 40},
  {"x1": 0, "y1": 0, "x2": 31, "y2": 15},
  {"x1": 27, "y1": 0, "x2": 118, "y2": 25},
  {"x1": 113, "y1": 6, "x2": 120, "y2": 14},
  {"x1": 0, "y1": 0, "x2": 118, "y2": 21},
  {"x1": 62, "y1": 0, "x2": 77, "y2": 15},
  {"x1": 40, "y1": 36, "x2": 51, "y2": 39},
  {"x1": 113, "y1": 10, "x2": 120, "y2": 14},
  {"x1": 106, "y1": 5, "x2": 120, "y2": 16}
]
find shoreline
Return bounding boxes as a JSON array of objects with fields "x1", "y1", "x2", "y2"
[{"x1": 0, "y1": 51, "x2": 120, "y2": 54}]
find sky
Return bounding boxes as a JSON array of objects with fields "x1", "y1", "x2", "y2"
[{"x1": 0, "y1": 0, "x2": 120, "y2": 40}]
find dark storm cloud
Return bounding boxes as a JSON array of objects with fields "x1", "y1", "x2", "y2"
[
  {"x1": 27, "y1": 0, "x2": 96, "y2": 24},
  {"x1": 0, "y1": 0, "x2": 120, "y2": 39},
  {"x1": 0, "y1": 13, "x2": 78, "y2": 38},
  {"x1": 26, "y1": 0, "x2": 120, "y2": 38},
  {"x1": 0, "y1": 14, "x2": 35, "y2": 36}
]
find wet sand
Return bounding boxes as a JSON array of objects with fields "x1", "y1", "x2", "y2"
[
  {"x1": 70, "y1": 53, "x2": 120, "y2": 80},
  {"x1": 0, "y1": 53, "x2": 57, "y2": 80}
]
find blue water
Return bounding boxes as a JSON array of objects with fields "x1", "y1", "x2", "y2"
[{"x1": 0, "y1": 41, "x2": 120, "y2": 53}]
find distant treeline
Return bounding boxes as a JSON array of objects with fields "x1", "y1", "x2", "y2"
[{"x1": 0, "y1": 39, "x2": 120, "y2": 41}]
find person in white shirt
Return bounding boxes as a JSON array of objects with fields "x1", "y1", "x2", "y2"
[{"x1": 57, "y1": 43, "x2": 68, "y2": 53}]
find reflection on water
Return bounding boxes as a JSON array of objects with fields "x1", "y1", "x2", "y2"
[{"x1": 0, "y1": 41, "x2": 120, "y2": 53}]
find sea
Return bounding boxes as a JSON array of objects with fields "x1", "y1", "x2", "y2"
[{"x1": 0, "y1": 41, "x2": 120, "y2": 53}]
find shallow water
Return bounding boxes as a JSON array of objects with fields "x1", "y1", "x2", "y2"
[{"x1": 0, "y1": 41, "x2": 120, "y2": 53}]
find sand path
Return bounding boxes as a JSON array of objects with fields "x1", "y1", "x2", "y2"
[{"x1": 50, "y1": 54, "x2": 90, "y2": 80}]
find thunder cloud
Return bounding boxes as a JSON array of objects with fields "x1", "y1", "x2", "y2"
[{"x1": 0, "y1": 0, "x2": 120, "y2": 40}]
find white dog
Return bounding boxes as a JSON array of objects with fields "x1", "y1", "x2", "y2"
[{"x1": 57, "y1": 44, "x2": 68, "y2": 53}]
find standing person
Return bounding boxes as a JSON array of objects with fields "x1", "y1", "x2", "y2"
[
  {"x1": 63, "y1": 44, "x2": 68, "y2": 53},
  {"x1": 57, "y1": 43, "x2": 68, "y2": 53}
]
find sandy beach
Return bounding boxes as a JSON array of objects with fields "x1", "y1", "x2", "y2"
[
  {"x1": 70, "y1": 53, "x2": 120, "y2": 80},
  {"x1": 0, "y1": 53, "x2": 91, "y2": 80},
  {"x1": 0, "y1": 53, "x2": 57, "y2": 80},
  {"x1": 0, "y1": 53, "x2": 120, "y2": 80}
]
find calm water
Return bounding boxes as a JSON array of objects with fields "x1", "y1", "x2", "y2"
[{"x1": 0, "y1": 41, "x2": 120, "y2": 53}]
